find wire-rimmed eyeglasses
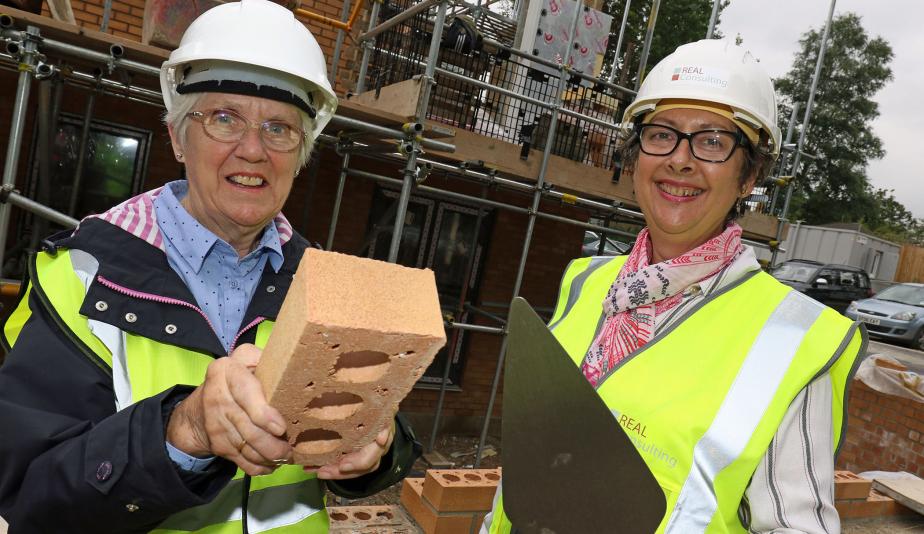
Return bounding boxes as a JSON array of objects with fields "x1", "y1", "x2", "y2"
[
  {"x1": 637, "y1": 123, "x2": 747, "y2": 163},
  {"x1": 186, "y1": 108, "x2": 306, "y2": 153}
]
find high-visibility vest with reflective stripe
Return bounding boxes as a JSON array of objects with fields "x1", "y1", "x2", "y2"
[
  {"x1": 489, "y1": 255, "x2": 863, "y2": 534},
  {"x1": 6, "y1": 250, "x2": 329, "y2": 533}
]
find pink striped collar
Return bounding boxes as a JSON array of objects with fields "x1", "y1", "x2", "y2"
[{"x1": 78, "y1": 183, "x2": 295, "y2": 250}]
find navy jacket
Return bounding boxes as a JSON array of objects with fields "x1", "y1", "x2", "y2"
[{"x1": 0, "y1": 218, "x2": 420, "y2": 533}]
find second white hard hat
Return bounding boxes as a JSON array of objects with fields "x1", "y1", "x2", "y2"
[
  {"x1": 160, "y1": 0, "x2": 337, "y2": 141},
  {"x1": 622, "y1": 39, "x2": 781, "y2": 156}
]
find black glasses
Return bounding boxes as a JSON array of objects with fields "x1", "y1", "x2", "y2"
[
  {"x1": 186, "y1": 108, "x2": 306, "y2": 153},
  {"x1": 637, "y1": 123, "x2": 746, "y2": 163}
]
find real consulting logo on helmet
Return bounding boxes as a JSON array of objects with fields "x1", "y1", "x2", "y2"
[
  {"x1": 621, "y1": 39, "x2": 783, "y2": 157},
  {"x1": 670, "y1": 66, "x2": 729, "y2": 89}
]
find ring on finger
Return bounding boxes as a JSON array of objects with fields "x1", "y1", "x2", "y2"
[
  {"x1": 272, "y1": 458, "x2": 288, "y2": 466},
  {"x1": 237, "y1": 439, "x2": 248, "y2": 452}
]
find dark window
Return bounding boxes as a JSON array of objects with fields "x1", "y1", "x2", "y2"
[
  {"x1": 817, "y1": 269, "x2": 837, "y2": 286},
  {"x1": 838, "y1": 271, "x2": 857, "y2": 287},
  {"x1": 363, "y1": 187, "x2": 494, "y2": 389},
  {"x1": 5, "y1": 113, "x2": 150, "y2": 277},
  {"x1": 27, "y1": 113, "x2": 149, "y2": 219}
]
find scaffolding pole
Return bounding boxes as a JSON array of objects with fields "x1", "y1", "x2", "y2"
[
  {"x1": 320, "y1": 132, "x2": 634, "y2": 217},
  {"x1": 344, "y1": 167, "x2": 640, "y2": 239},
  {"x1": 0, "y1": 186, "x2": 78, "y2": 228},
  {"x1": 475, "y1": 0, "x2": 585, "y2": 466},
  {"x1": 482, "y1": 34, "x2": 636, "y2": 98},
  {"x1": 768, "y1": 102, "x2": 800, "y2": 214},
  {"x1": 328, "y1": 115, "x2": 457, "y2": 153},
  {"x1": 367, "y1": 44, "x2": 626, "y2": 131},
  {"x1": 770, "y1": 0, "x2": 835, "y2": 267},
  {"x1": 68, "y1": 78, "x2": 99, "y2": 217},
  {"x1": 329, "y1": 0, "x2": 351, "y2": 83},
  {"x1": 0, "y1": 25, "x2": 39, "y2": 274},
  {"x1": 353, "y1": 0, "x2": 382, "y2": 95},
  {"x1": 359, "y1": 0, "x2": 443, "y2": 42},
  {"x1": 606, "y1": 0, "x2": 632, "y2": 84},
  {"x1": 634, "y1": 0, "x2": 660, "y2": 91},
  {"x1": 706, "y1": 0, "x2": 720, "y2": 39},
  {"x1": 387, "y1": 0, "x2": 447, "y2": 263},
  {"x1": 446, "y1": 322, "x2": 504, "y2": 335},
  {"x1": 429, "y1": 185, "x2": 488, "y2": 451}
]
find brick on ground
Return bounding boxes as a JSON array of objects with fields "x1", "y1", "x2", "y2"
[
  {"x1": 401, "y1": 478, "x2": 480, "y2": 534},
  {"x1": 327, "y1": 504, "x2": 420, "y2": 533},
  {"x1": 421, "y1": 469, "x2": 502, "y2": 513}
]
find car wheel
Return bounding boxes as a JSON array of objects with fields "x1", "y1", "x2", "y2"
[{"x1": 914, "y1": 328, "x2": 924, "y2": 352}]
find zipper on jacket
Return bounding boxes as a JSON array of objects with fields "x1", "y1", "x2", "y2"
[
  {"x1": 97, "y1": 274, "x2": 222, "y2": 340},
  {"x1": 229, "y1": 316, "x2": 266, "y2": 353},
  {"x1": 97, "y1": 275, "x2": 268, "y2": 356}
]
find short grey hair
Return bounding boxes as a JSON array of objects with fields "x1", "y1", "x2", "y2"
[{"x1": 163, "y1": 92, "x2": 317, "y2": 169}]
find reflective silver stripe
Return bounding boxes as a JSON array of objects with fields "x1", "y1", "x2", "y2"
[
  {"x1": 155, "y1": 478, "x2": 324, "y2": 532},
  {"x1": 665, "y1": 291, "x2": 824, "y2": 533},
  {"x1": 549, "y1": 256, "x2": 616, "y2": 332}
]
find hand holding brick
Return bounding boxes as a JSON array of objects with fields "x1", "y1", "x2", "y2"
[{"x1": 255, "y1": 249, "x2": 446, "y2": 466}]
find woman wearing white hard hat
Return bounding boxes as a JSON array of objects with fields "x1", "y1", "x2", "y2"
[
  {"x1": 0, "y1": 1, "x2": 418, "y2": 532},
  {"x1": 484, "y1": 39, "x2": 865, "y2": 533}
]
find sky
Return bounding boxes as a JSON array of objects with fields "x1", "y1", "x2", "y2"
[{"x1": 719, "y1": 0, "x2": 924, "y2": 219}]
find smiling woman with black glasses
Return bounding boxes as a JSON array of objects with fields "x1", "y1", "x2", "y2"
[{"x1": 484, "y1": 39, "x2": 866, "y2": 534}]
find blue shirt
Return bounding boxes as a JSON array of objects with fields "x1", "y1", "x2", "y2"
[
  {"x1": 154, "y1": 180, "x2": 284, "y2": 352},
  {"x1": 154, "y1": 180, "x2": 284, "y2": 469}
]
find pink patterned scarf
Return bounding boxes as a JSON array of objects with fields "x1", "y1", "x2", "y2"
[{"x1": 580, "y1": 223, "x2": 745, "y2": 387}]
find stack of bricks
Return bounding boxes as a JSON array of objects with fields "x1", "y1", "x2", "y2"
[
  {"x1": 834, "y1": 470, "x2": 914, "y2": 519},
  {"x1": 400, "y1": 469, "x2": 502, "y2": 534},
  {"x1": 327, "y1": 505, "x2": 419, "y2": 533}
]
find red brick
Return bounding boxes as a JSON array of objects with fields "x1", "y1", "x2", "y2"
[
  {"x1": 112, "y1": 11, "x2": 143, "y2": 26},
  {"x1": 400, "y1": 478, "x2": 477, "y2": 534},
  {"x1": 83, "y1": 3, "x2": 104, "y2": 15},
  {"x1": 422, "y1": 469, "x2": 502, "y2": 512},
  {"x1": 327, "y1": 504, "x2": 413, "y2": 532},
  {"x1": 106, "y1": 19, "x2": 128, "y2": 31},
  {"x1": 73, "y1": 10, "x2": 100, "y2": 24},
  {"x1": 834, "y1": 471, "x2": 872, "y2": 500}
]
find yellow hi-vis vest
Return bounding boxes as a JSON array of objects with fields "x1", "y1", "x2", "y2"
[
  {"x1": 488, "y1": 255, "x2": 864, "y2": 534},
  {"x1": 5, "y1": 249, "x2": 329, "y2": 534}
]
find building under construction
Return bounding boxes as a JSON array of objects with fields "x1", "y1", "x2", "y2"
[{"x1": 0, "y1": 0, "x2": 792, "y2": 449}]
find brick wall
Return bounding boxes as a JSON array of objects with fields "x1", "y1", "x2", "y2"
[
  {"x1": 838, "y1": 380, "x2": 924, "y2": 478},
  {"x1": 40, "y1": 0, "x2": 146, "y2": 40}
]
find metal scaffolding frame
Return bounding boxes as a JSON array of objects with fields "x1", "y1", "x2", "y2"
[{"x1": 0, "y1": 0, "x2": 792, "y2": 468}]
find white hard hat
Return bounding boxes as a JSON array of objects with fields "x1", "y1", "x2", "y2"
[
  {"x1": 622, "y1": 39, "x2": 781, "y2": 156},
  {"x1": 160, "y1": 0, "x2": 337, "y2": 141}
]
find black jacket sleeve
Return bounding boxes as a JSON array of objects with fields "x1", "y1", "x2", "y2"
[{"x1": 0, "y1": 291, "x2": 235, "y2": 533}]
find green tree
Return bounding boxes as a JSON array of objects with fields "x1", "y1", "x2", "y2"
[
  {"x1": 863, "y1": 188, "x2": 924, "y2": 246},
  {"x1": 775, "y1": 13, "x2": 894, "y2": 227},
  {"x1": 600, "y1": 0, "x2": 727, "y2": 91}
]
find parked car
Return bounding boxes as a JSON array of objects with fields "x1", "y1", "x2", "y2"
[
  {"x1": 771, "y1": 260, "x2": 872, "y2": 314},
  {"x1": 846, "y1": 283, "x2": 924, "y2": 350},
  {"x1": 581, "y1": 230, "x2": 631, "y2": 257}
]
